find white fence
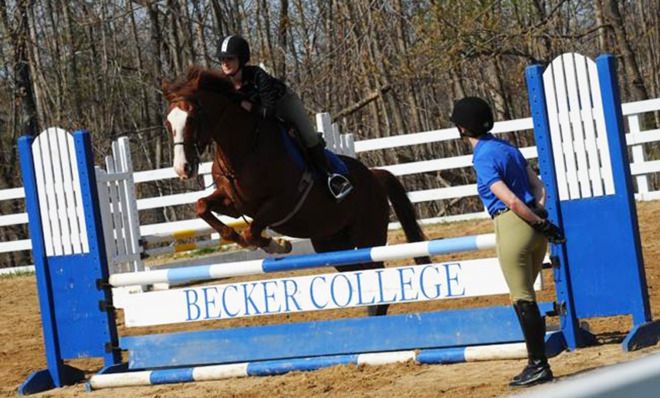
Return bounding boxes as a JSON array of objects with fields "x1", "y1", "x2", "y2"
[{"x1": 1, "y1": 98, "x2": 659, "y2": 273}]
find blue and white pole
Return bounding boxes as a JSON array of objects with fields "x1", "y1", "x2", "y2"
[
  {"x1": 87, "y1": 331, "x2": 564, "y2": 391},
  {"x1": 109, "y1": 234, "x2": 495, "y2": 287}
]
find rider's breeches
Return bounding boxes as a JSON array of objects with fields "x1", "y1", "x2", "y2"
[
  {"x1": 494, "y1": 210, "x2": 547, "y2": 302},
  {"x1": 275, "y1": 87, "x2": 322, "y2": 148}
]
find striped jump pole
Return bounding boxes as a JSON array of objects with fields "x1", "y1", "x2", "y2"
[
  {"x1": 143, "y1": 237, "x2": 222, "y2": 257},
  {"x1": 87, "y1": 332, "x2": 565, "y2": 391},
  {"x1": 142, "y1": 219, "x2": 247, "y2": 245},
  {"x1": 142, "y1": 220, "x2": 248, "y2": 257},
  {"x1": 109, "y1": 233, "x2": 496, "y2": 287}
]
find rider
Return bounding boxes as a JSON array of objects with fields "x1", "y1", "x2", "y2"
[
  {"x1": 451, "y1": 97, "x2": 565, "y2": 387},
  {"x1": 217, "y1": 34, "x2": 353, "y2": 201}
]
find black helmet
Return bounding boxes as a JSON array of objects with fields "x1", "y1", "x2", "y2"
[
  {"x1": 217, "y1": 35, "x2": 250, "y2": 66},
  {"x1": 450, "y1": 97, "x2": 494, "y2": 137}
]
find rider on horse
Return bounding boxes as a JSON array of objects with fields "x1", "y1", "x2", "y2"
[{"x1": 217, "y1": 34, "x2": 353, "y2": 201}]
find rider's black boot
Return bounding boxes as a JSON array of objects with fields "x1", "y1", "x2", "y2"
[
  {"x1": 308, "y1": 142, "x2": 353, "y2": 201},
  {"x1": 510, "y1": 300, "x2": 554, "y2": 387}
]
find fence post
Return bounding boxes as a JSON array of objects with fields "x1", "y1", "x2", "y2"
[
  {"x1": 628, "y1": 115, "x2": 649, "y2": 200},
  {"x1": 116, "y1": 137, "x2": 143, "y2": 272},
  {"x1": 316, "y1": 112, "x2": 336, "y2": 151}
]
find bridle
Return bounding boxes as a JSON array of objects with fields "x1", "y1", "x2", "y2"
[
  {"x1": 172, "y1": 140, "x2": 203, "y2": 165},
  {"x1": 171, "y1": 97, "x2": 208, "y2": 168}
]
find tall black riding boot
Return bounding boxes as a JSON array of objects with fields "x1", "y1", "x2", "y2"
[
  {"x1": 510, "y1": 300, "x2": 553, "y2": 387},
  {"x1": 308, "y1": 142, "x2": 353, "y2": 201}
]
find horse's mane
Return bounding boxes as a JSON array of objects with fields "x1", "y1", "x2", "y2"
[{"x1": 164, "y1": 65, "x2": 236, "y2": 99}]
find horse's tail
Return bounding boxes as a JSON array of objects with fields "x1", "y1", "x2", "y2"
[{"x1": 371, "y1": 168, "x2": 430, "y2": 265}]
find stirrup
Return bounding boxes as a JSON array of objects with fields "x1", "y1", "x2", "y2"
[{"x1": 327, "y1": 173, "x2": 353, "y2": 201}]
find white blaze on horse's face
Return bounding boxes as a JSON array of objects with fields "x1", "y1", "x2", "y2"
[{"x1": 168, "y1": 106, "x2": 190, "y2": 179}]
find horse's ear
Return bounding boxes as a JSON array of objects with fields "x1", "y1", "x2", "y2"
[
  {"x1": 186, "y1": 66, "x2": 202, "y2": 89},
  {"x1": 190, "y1": 74, "x2": 202, "y2": 90}
]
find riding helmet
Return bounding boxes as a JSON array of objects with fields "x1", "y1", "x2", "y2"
[
  {"x1": 217, "y1": 35, "x2": 250, "y2": 66},
  {"x1": 450, "y1": 97, "x2": 494, "y2": 137}
]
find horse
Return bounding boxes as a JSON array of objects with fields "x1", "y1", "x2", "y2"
[{"x1": 162, "y1": 66, "x2": 429, "y2": 315}]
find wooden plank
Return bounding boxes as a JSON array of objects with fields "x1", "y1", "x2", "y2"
[
  {"x1": 107, "y1": 159, "x2": 128, "y2": 265},
  {"x1": 353, "y1": 118, "x2": 534, "y2": 152},
  {"x1": 626, "y1": 128, "x2": 660, "y2": 145},
  {"x1": 122, "y1": 305, "x2": 532, "y2": 370},
  {"x1": 543, "y1": 61, "x2": 570, "y2": 200},
  {"x1": 121, "y1": 258, "x2": 541, "y2": 327},
  {"x1": 0, "y1": 213, "x2": 29, "y2": 227},
  {"x1": 587, "y1": 58, "x2": 615, "y2": 194},
  {"x1": 575, "y1": 53, "x2": 605, "y2": 196},
  {"x1": 50, "y1": 129, "x2": 73, "y2": 254},
  {"x1": 58, "y1": 127, "x2": 85, "y2": 253},
  {"x1": 407, "y1": 185, "x2": 478, "y2": 202},
  {"x1": 33, "y1": 130, "x2": 57, "y2": 255},
  {"x1": 380, "y1": 146, "x2": 536, "y2": 176},
  {"x1": 132, "y1": 162, "x2": 213, "y2": 183},
  {"x1": 117, "y1": 137, "x2": 144, "y2": 273},
  {"x1": 621, "y1": 98, "x2": 660, "y2": 115},
  {"x1": 554, "y1": 54, "x2": 581, "y2": 199},
  {"x1": 0, "y1": 239, "x2": 31, "y2": 253},
  {"x1": 0, "y1": 187, "x2": 25, "y2": 201},
  {"x1": 563, "y1": 53, "x2": 592, "y2": 197},
  {"x1": 96, "y1": 167, "x2": 117, "y2": 268}
]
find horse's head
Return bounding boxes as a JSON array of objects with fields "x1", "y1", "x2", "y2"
[
  {"x1": 162, "y1": 66, "x2": 239, "y2": 180},
  {"x1": 162, "y1": 71, "x2": 211, "y2": 179},
  {"x1": 163, "y1": 95, "x2": 208, "y2": 179}
]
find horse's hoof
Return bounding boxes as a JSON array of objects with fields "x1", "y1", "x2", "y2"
[
  {"x1": 278, "y1": 239, "x2": 293, "y2": 253},
  {"x1": 262, "y1": 238, "x2": 292, "y2": 254},
  {"x1": 367, "y1": 304, "x2": 389, "y2": 316}
]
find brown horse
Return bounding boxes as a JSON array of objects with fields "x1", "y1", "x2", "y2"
[{"x1": 162, "y1": 66, "x2": 428, "y2": 315}]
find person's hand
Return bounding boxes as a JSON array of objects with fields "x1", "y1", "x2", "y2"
[
  {"x1": 532, "y1": 219, "x2": 566, "y2": 244},
  {"x1": 531, "y1": 206, "x2": 548, "y2": 219}
]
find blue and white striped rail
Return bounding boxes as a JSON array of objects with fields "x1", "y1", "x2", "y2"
[
  {"x1": 109, "y1": 234, "x2": 496, "y2": 287},
  {"x1": 87, "y1": 331, "x2": 564, "y2": 391}
]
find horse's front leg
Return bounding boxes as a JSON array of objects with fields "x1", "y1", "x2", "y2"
[
  {"x1": 240, "y1": 199, "x2": 293, "y2": 254},
  {"x1": 196, "y1": 189, "x2": 253, "y2": 249}
]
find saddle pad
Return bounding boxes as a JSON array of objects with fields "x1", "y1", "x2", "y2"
[{"x1": 279, "y1": 128, "x2": 349, "y2": 178}]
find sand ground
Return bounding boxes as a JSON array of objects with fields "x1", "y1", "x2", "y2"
[{"x1": 1, "y1": 201, "x2": 659, "y2": 397}]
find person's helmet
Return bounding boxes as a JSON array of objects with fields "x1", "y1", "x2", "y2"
[
  {"x1": 217, "y1": 35, "x2": 250, "y2": 66},
  {"x1": 450, "y1": 97, "x2": 494, "y2": 137}
]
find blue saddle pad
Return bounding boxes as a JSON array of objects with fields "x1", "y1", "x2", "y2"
[{"x1": 279, "y1": 128, "x2": 349, "y2": 178}]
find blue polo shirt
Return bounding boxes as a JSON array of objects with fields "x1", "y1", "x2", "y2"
[{"x1": 472, "y1": 134, "x2": 535, "y2": 216}]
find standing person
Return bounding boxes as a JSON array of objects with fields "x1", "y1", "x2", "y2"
[
  {"x1": 450, "y1": 97, "x2": 565, "y2": 387},
  {"x1": 217, "y1": 34, "x2": 353, "y2": 201}
]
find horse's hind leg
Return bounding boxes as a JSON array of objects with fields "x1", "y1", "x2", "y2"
[
  {"x1": 343, "y1": 208, "x2": 390, "y2": 316},
  {"x1": 337, "y1": 262, "x2": 389, "y2": 316}
]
